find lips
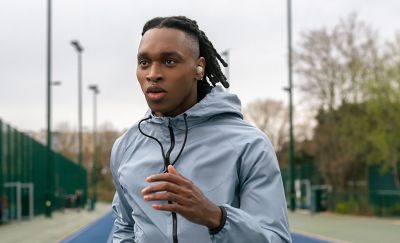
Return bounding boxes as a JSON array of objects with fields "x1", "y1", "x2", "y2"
[
  {"x1": 146, "y1": 86, "x2": 166, "y2": 101},
  {"x1": 147, "y1": 86, "x2": 166, "y2": 93}
]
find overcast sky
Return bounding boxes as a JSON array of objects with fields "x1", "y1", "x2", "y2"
[{"x1": 1, "y1": 0, "x2": 399, "y2": 132}]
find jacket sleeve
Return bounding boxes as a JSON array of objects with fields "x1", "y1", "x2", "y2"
[
  {"x1": 210, "y1": 136, "x2": 292, "y2": 243},
  {"x1": 110, "y1": 137, "x2": 136, "y2": 242}
]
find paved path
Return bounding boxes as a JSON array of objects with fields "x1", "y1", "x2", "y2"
[
  {"x1": 0, "y1": 202, "x2": 111, "y2": 243},
  {"x1": 289, "y1": 210, "x2": 400, "y2": 243}
]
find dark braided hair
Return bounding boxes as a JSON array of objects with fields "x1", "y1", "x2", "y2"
[{"x1": 141, "y1": 16, "x2": 229, "y2": 100}]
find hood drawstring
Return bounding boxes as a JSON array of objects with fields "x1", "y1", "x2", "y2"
[
  {"x1": 172, "y1": 113, "x2": 188, "y2": 166},
  {"x1": 138, "y1": 113, "x2": 188, "y2": 243},
  {"x1": 138, "y1": 113, "x2": 189, "y2": 171}
]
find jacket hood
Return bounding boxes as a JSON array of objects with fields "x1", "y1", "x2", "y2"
[{"x1": 144, "y1": 86, "x2": 243, "y2": 127}]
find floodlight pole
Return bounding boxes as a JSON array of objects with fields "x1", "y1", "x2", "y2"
[
  {"x1": 287, "y1": 0, "x2": 296, "y2": 211},
  {"x1": 70, "y1": 40, "x2": 84, "y2": 166},
  {"x1": 88, "y1": 85, "x2": 99, "y2": 211},
  {"x1": 45, "y1": 0, "x2": 54, "y2": 218}
]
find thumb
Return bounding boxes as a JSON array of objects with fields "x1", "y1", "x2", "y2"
[{"x1": 168, "y1": 165, "x2": 179, "y2": 176}]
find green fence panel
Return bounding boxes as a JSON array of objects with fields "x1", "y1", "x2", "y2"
[
  {"x1": 0, "y1": 120, "x2": 3, "y2": 220},
  {"x1": 0, "y1": 120, "x2": 87, "y2": 222},
  {"x1": 368, "y1": 165, "x2": 400, "y2": 215},
  {"x1": 281, "y1": 163, "x2": 400, "y2": 216}
]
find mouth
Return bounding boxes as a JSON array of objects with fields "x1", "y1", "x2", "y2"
[{"x1": 146, "y1": 86, "x2": 167, "y2": 102}]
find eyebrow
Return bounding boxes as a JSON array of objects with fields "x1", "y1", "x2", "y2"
[{"x1": 137, "y1": 51, "x2": 184, "y2": 60}]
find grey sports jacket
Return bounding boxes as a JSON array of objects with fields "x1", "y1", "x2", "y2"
[{"x1": 111, "y1": 86, "x2": 291, "y2": 243}]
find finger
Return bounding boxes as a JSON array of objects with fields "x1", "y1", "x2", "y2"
[
  {"x1": 151, "y1": 203, "x2": 183, "y2": 213},
  {"x1": 168, "y1": 165, "x2": 180, "y2": 176},
  {"x1": 143, "y1": 192, "x2": 188, "y2": 204},
  {"x1": 141, "y1": 181, "x2": 182, "y2": 195},
  {"x1": 146, "y1": 172, "x2": 189, "y2": 185}
]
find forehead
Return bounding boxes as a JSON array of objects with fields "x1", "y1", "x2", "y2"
[{"x1": 138, "y1": 28, "x2": 199, "y2": 57}]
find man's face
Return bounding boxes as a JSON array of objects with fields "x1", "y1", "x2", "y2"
[{"x1": 136, "y1": 28, "x2": 205, "y2": 117}]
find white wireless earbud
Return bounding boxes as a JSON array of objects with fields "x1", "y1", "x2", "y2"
[{"x1": 196, "y1": 66, "x2": 203, "y2": 74}]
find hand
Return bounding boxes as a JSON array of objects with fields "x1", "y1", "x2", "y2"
[{"x1": 141, "y1": 165, "x2": 221, "y2": 229}]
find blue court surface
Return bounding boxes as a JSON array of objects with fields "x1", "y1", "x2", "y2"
[
  {"x1": 291, "y1": 232, "x2": 331, "y2": 243},
  {"x1": 60, "y1": 212, "x2": 115, "y2": 243},
  {"x1": 61, "y1": 211, "x2": 331, "y2": 243}
]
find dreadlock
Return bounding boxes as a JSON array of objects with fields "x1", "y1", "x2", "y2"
[{"x1": 141, "y1": 16, "x2": 229, "y2": 100}]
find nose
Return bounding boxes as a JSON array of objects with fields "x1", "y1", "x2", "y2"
[{"x1": 146, "y1": 63, "x2": 163, "y2": 82}]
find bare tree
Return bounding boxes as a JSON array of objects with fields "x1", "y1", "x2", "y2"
[
  {"x1": 54, "y1": 122, "x2": 78, "y2": 162},
  {"x1": 294, "y1": 13, "x2": 380, "y2": 111},
  {"x1": 243, "y1": 99, "x2": 288, "y2": 151}
]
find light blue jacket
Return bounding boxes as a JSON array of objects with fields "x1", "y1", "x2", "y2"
[{"x1": 111, "y1": 86, "x2": 291, "y2": 243}]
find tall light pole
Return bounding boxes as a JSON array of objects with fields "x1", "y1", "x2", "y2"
[
  {"x1": 287, "y1": 0, "x2": 296, "y2": 211},
  {"x1": 88, "y1": 84, "x2": 99, "y2": 211},
  {"x1": 71, "y1": 40, "x2": 84, "y2": 166},
  {"x1": 45, "y1": 0, "x2": 53, "y2": 218},
  {"x1": 220, "y1": 49, "x2": 230, "y2": 87}
]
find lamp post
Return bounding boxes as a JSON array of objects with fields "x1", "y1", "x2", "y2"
[
  {"x1": 70, "y1": 40, "x2": 84, "y2": 166},
  {"x1": 88, "y1": 84, "x2": 99, "y2": 211},
  {"x1": 287, "y1": 0, "x2": 296, "y2": 211},
  {"x1": 45, "y1": 78, "x2": 62, "y2": 218},
  {"x1": 45, "y1": 0, "x2": 53, "y2": 218}
]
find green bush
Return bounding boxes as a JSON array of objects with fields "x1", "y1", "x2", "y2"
[
  {"x1": 335, "y1": 199, "x2": 360, "y2": 214},
  {"x1": 376, "y1": 203, "x2": 400, "y2": 217},
  {"x1": 387, "y1": 203, "x2": 400, "y2": 216}
]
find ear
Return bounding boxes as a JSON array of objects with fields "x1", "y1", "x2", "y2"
[{"x1": 195, "y1": 57, "x2": 206, "y2": 80}]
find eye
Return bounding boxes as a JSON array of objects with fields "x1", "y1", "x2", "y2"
[
  {"x1": 165, "y1": 59, "x2": 177, "y2": 66},
  {"x1": 138, "y1": 59, "x2": 149, "y2": 68}
]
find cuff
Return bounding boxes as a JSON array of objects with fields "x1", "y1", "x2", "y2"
[{"x1": 208, "y1": 206, "x2": 227, "y2": 235}]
